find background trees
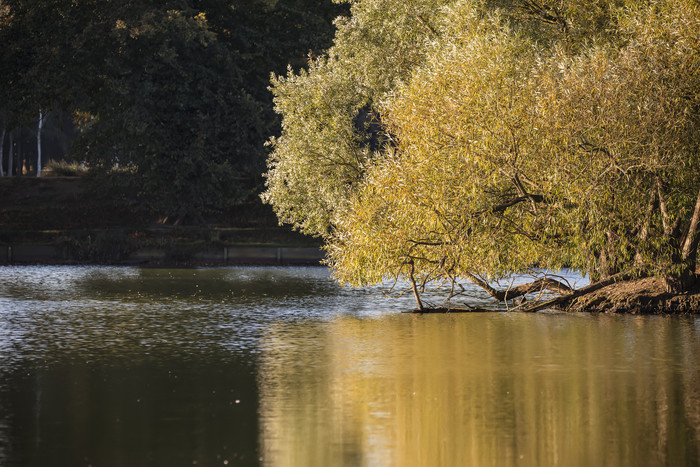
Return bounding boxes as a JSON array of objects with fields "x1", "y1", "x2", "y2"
[
  {"x1": 0, "y1": 0, "x2": 342, "y2": 220},
  {"x1": 264, "y1": 0, "x2": 700, "y2": 307}
]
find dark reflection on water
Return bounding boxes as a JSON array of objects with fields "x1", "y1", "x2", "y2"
[
  {"x1": 0, "y1": 266, "x2": 699, "y2": 466},
  {"x1": 2, "y1": 357, "x2": 258, "y2": 467}
]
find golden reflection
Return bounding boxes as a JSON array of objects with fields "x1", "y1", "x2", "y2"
[{"x1": 259, "y1": 314, "x2": 700, "y2": 467}]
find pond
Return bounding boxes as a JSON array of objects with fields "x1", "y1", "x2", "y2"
[{"x1": 0, "y1": 266, "x2": 699, "y2": 466}]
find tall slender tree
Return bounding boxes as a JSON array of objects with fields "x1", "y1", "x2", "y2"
[{"x1": 36, "y1": 110, "x2": 42, "y2": 176}]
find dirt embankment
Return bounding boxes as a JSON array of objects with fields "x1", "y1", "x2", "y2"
[{"x1": 563, "y1": 276, "x2": 700, "y2": 314}]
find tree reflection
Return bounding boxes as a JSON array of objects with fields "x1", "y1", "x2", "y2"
[{"x1": 259, "y1": 314, "x2": 700, "y2": 466}]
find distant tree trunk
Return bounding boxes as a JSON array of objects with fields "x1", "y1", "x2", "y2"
[
  {"x1": 36, "y1": 110, "x2": 43, "y2": 177},
  {"x1": 0, "y1": 111, "x2": 4, "y2": 177},
  {"x1": 16, "y1": 134, "x2": 22, "y2": 176},
  {"x1": 0, "y1": 127, "x2": 5, "y2": 177},
  {"x1": 7, "y1": 130, "x2": 13, "y2": 177}
]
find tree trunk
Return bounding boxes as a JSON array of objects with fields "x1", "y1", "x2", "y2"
[
  {"x1": 664, "y1": 186, "x2": 700, "y2": 293},
  {"x1": 681, "y1": 186, "x2": 700, "y2": 267},
  {"x1": 7, "y1": 130, "x2": 13, "y2": 177},
  {"x1": 36, "y1": 110, "x2": 43, "y2": 177},
  {"x1": 464, "y1": 271, "x2": 572, "y2": 302},
  {"x1": 17, "y1": 136, "x2": 22, "y2": 176},
  {"x1": 664, "y1": 270, "x2": 697, "y2": 293},
  {"x1": 0, "y1": 111, "x2": 4, "y2": 177},
  {"x1": 0, "y1": 127, "x2": 5, "y2": 177},
  {"x1": 408, "y1": 262, "x2": 424, "y2": 311}
]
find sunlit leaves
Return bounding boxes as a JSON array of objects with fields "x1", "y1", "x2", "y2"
[
  {"x1": 329, "y1": 0, "x2": 699, "y2": 291},
  {"x1": 540, "y1": 0, "x2": 700, "y2": 276},
  {"x1": 266, "y1": 0, "x2": 699, "y2": 297},
  {"x1": 262, "y1": 0, "x2": 457, "y2": 236},
  {"x1": 329, "y1": 6, "x2": 569, "y2": 286}
]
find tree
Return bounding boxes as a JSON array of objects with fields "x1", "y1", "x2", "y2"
[
  {"x1": 36, "y1": 110, "x2": 43, "y2": 176},
  {"x1": 328, "y1": 5, "x2": 574, "y2": 309},
  {"x1": 1, "y1": 0, "x2": 342, "y2": 217},
  {"x1": 262, "y1": 0, "x2": 626, "y2": 236},
  {"x1": 262, "y1": 0, "x2": 456, "y2": 235},
  {"x1": 0, "y1": 110, "x2": 5, "y2": 176},
  {"x1": 540, "y1": 0, "x2": 700, "y2": 291},
  {"x1": 265, "y1": 0, "x2": 700, "y2": 309}
]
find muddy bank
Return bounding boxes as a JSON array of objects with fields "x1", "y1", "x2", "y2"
[{"x1": 562, "y1": 276, "x2": 700, "y2": 314}]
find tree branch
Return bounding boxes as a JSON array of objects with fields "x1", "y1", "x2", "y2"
[
  {"x1": 520, "y1": 0, "x2": 568, "y2": 33},
  {"x1": 513, "y1": 173, "x2": 539, "y2": 215},
  {"x1": 408, "y1": 261, "x2": 424, "y2": 311},
  {"x1": 634, "y1": 188, "x2": 656, "y2": 266},
  {"x1": 463, "y1": 271, "x2": 573, "y2": 302},
  {"x1": 681, "y1": 186, "x2": 700, "y2": 266},
  {"x1": 416, "y1": 15, "x2": 438, "y2": 37},
  {"x1": 521, "y1": 273, "x2": 635, "y2": 312},
  {"x1": 472, "y1": 194, "x2": 547, "y2": 218},
  {"x1": 656, "y1": 178, "x2": 673, "y2": 236}
]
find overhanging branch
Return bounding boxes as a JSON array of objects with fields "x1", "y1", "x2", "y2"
[{"x1": 463, "y1": 271, "x2": 572, "y2": 302}]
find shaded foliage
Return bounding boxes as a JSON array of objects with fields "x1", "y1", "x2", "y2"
[{"x1": 0, "y1": 0, "x2": 343, "y2": 219}]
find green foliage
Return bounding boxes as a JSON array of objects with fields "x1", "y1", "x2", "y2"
[
  {"x1": 0, "y1": 0, "x2": 342, "y2": 220},
  {"x1": 73, "y1": 9, "x2": 255, "y2": 218},
  {"x1": 265, "y1": 0, "x2": 700, "y2": 298},
  {"x1": 329, "y1": 4, "x2": 572, "y2": 286},
  {"x1": 262, "y1": 0, "x2": 456, "y2": 236}
]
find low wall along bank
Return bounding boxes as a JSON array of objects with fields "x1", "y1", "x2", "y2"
[{"x1": 0, "y1": 244, "x2": 324, "y2": 266}]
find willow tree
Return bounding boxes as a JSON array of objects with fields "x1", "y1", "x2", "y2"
[
  {"x1": 540, "y1": 0, "x2": 700, "y2": 292},
  {"x1": 327, "y1": 4, "x2": 578, "y2": 309},
  {"x1": 264, "y1": 0, "x2": 698, "y2": 310},
  {"x1": 327, "y1": 0, "x2": 699, "y2": 309},
  {"x1": 262, "y1": 0, "x2": 624, "y2": 237}
]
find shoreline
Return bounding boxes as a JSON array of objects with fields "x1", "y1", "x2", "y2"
[
  {"x1": 2, "y1": 237, "x2": 697, "y2": 314},
  {"x1": 0, "y1": 241, "x2": 323, "y2": 267},
  {"x1": 562, "y1": 276, "x2": 700, "y2": 314},
  {"x1": 408, "y1": 276, "x2": 700, "y2": 315}
]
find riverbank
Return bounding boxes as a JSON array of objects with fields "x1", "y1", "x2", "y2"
[
  {"x1": 410, "y1": 274, "x2": 700, "y2": 315},
  {"x1": 563, "y1": 276, "x2": 700, "y2": 314},
  {"x1": 0, "y1": 240, "x2": 323, "y2": 266},
  {"x1": 0, "y1": 176, "x2": 322, "y2": 265}
]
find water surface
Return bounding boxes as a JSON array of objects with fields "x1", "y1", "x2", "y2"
[{"x1": 0, "y1": 266, "x2": 698, "y2": 466}]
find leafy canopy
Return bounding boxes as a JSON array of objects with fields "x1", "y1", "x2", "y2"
[{"x1": 265, "y1": 0, "x2": 700, "y2": 302}]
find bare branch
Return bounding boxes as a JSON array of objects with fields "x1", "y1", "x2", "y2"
[
  {"x1": 463, "y1": 271, "x2": 573, "y2": 302},
  {"x1": 471, "y1": 194, "x2": 547, "y2": 218},
  {"x1": 519, "y1": 0, "x2": 568, "y2": 33},
  {"x1": 416, "y1": 14, "x2": 439, "y2": 37}
]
